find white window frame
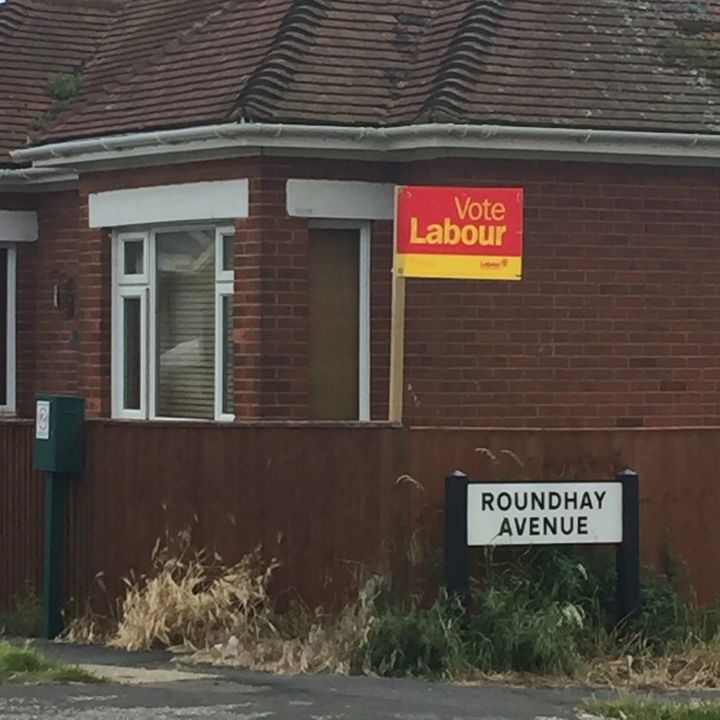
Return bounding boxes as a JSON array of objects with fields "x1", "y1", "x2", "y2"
[
  {"x1": 308, "y1": 219, "x2": 371, "y2": 422},
  {"x1": 120, "y1": 234, "x2": 148, "y2": 283},
  {"x1": 215, "y1": 226, "x2": 235, "y2": 422},
  {"x1": 112, "y1": 231, "x2": 149, "y2": 419},
  {"x1": 0, "y1": 244, "x2": 17, "y2": 416},
  {"x1": 112, "y1": 225, "x2": 235, "y2": 422},
  {"x1": 115, "y1": 288, "x2": 148, "y2": 420}
]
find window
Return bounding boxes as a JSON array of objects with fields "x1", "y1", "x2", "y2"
[
  {"x1": 0, "y1": 246, "x2": 16, "y2": 414},
  {"x1": 113, "y1": 227, "x2": 234, "y2": 421},
  {"x1": 307, "y1": 222, "x2": 370, "y2": 421}
]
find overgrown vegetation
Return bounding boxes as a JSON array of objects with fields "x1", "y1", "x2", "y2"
[
  {"x1": 358, "y1": 548, "x2": 717, "y2": 681},
  {"x1": 0, "y1": 642, "x2": 101, "y2": 684},
  {"x1": 661, "y1": 12, "x2": 720, "y2": 85},
  {"x1": 67, "y1": 532, "x2": 378, "y2": 675},
  {"x1": 0, "y1": 594, "x2": 41, "y2": 638},
  {"x1": 66, "y1": 533, "x2": 720, "y2": 685},
  {"x1": 582, "y1": 698, "x2": 720, "y2": 720},
  {"x1": 32, "y1": 71, "x2": 83, "y2": 129}
]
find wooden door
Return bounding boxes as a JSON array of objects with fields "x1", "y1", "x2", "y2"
[{"x1": 308, "y1": 228, "x2": 360, "y2": 420}]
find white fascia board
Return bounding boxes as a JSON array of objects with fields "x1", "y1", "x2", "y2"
[
  {"x1": 89, "y1": 179, "x2": 249, "y2": 228},
  {"x1": 287, "y1": 179, "x2": 394, "y2": 220},
  {"x1": 0, "y1": 210, "x2": 38, "y2": 242},
  {"x1": 11, "y1": 122, "x2": 720, "y2": 170},
  {"x1": 0, "y1": 168, "x2": 78, "y2": 193}
]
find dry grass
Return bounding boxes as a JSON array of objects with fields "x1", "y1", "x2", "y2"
[
  {"x1": 109, "y1": 531, "x2": 278, "y2": 653},
  {"x1": 64, "y1": 613, "x2": 111, "y2": 647},
  {"x1": 74, "y1": 531, "x2": 381, "y2": 675},
  {"x1": 581, "y1": 698, "x2": 720, "y2": 720},
  {"x1": 458, "y1": 652, "x2": 720, "y2": 691},
  {"x1": 196, "y1": 577, "x2": 381, "y2": 675},
  {"x1": 64, "y1": 534, "x2": 720, "y2": 686},
  {"x1": 585, "y1": 640, "x2": 720, "y2": 690}
]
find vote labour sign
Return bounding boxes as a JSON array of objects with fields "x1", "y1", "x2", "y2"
[
  {"x1": 466, "y1": 482, "x2": 623, "y2": 546},
  {"x1": 394, "y1": 185, "x2": 524, "y2": 281}
]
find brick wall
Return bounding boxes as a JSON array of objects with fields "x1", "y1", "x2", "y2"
[
  {"x1": 7, "y1": 189, "x2": 110, "y2": 417},
  {"x1": 12, "y1": 156, "x2": 720, "y2": 428},
  {"x1": 397, "y1": 160, "x2": 720, "y2": 427},
  {"x1": 245, "y1": 159, "x2": 392, "y2": 418},
  {"x1": 237, "y1": 157, "x2": 720, "y2": 429},
  {"x1": 79, "y1": 158, "x2": 393, "y2": 420},
  {"x1": 14, "y1": 191, "x2": 82, "y2": 415}
]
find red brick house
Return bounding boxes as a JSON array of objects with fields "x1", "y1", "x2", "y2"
[{"x1": 3, "y1": 0, "x2": 720, "y2": 429}]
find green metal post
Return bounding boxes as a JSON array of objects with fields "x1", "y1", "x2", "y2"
[{"x1": 42, "y1": 472, "x2": 68, "y2": 639}]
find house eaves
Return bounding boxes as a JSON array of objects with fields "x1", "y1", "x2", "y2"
[
  {"x1": 11, "y1": 122, "x2": 720, "y2": 171},
  {"x1": 0, "y1": 168, "x2": 79, "y2": 192}
]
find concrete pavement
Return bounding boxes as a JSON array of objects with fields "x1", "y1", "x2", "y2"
[{"x1": 0, "y1": 640, "x2": 701, "y2": 719}]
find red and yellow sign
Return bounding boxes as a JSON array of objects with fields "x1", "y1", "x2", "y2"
[{"x1": 394, "y1": 186, "x2": 524, "y2": 281}]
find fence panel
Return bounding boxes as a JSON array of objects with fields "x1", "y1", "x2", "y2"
[
  {"x1": 0, "y1": 421, "x2": 43, "y2": 611},
  {"x1": 4, "y1": 421, "x2": 720, "y2": 612}
]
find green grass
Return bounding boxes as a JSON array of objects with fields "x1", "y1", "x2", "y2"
[
  {"x1": 0, "y1": 642, "x2": 102, "y2": 684},
  {"x1": 582, "y1": 699, "x2": 720, "y2": 720}
]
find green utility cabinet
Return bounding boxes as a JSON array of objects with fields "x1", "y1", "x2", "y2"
[
  {"x1": 33, "y1": 394, "x2": 85, "y2": 472},
  {"x1": 33, "y1": 394, "x2": 85, "y2": 639}
]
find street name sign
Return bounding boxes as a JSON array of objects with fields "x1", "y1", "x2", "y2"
[
  {"x1": 467, "y1": 481, "x2": 623, "y2": 546},
  {"x1": 444, "y1": 470, "x2": 641, "y2": 624}
]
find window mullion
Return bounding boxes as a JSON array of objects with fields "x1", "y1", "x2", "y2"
[
  {"x1": 147, "y1": 230, "x2": 157, "y2": 420},
  {"x1": 215, "y1": 280, "x2": 234, "y2": 421},
  {"x1": 215, "y1": 225, "x2": 235, "y2": 421}
]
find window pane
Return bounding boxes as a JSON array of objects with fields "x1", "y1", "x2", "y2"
[
  {"x1": 123, "y1": 297, "x2": 141, "y2": 411},
  {"x1": 156, "y1": 230, "x2": 215, "y2": 419},
  {"x1": 222, "y1": 233, "x2": 234, "y2": 273},
  {"x1": 222, "y1": 295, "x2": 234, "y2": 416},
  {"x1": 0, "y1": 249, "x2": 7, "y2": 406},
  {"x1": 123, "y1": 240, "x2": 144, "y2": 275}
]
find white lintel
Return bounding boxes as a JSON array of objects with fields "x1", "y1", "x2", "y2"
[
  {"x1": 0, "y1": 210, "x2": 39, "y2": 242},
  {"x1": 286, "y1": 179, "x2": 394, "y2": 220},
  {"x1": 89, "y1": 179, "x2": 249, "y2": 228}
]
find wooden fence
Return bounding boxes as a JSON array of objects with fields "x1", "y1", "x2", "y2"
[
  {"x1": 2, "y1": 420, "x2": 720, "y2": 613},
  {"x1": 0, "y1": 421, "x2": 43, "y2": 609}
]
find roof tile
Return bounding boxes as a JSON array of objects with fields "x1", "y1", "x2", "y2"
[
  {"x1": 0, "y1": 0, "x2": 119, "y2": 162},
  {"x1": 4, "y1": 0, "x2": 720, "y2": 154}
]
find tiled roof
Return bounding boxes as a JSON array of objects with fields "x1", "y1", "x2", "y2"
[
  {"x1": 0, "y1": 0, "x2": 118, "y2": 163},
  {"x1": 12, "y1": 0, "x2": 720, "y2": 151}
]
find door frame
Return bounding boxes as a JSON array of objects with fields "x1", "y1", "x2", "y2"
[{"x1": 308, "y1": 219, "x2": 371, "y2": 421}]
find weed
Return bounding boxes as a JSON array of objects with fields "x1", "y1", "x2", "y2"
[
  {"x1": 104, "y1": 532, "x2": 381, "y2": 674},
  {"x1": 0, "y1": 594, "x2": 41, "y2": 638},
  {"x1": 360, "y1": 594, "x2": 466, "y2": 678},
  {"x1": 63, "y1": 608, "x2": 114, "y2": 646},
  {"x1": 0, "y1": 642, "x2": 102, "y2": 684},
  {"x1": 75, "y1": 532, "x2": 720, "y2": 684},
  {"x1": 32, "y1": 71, "x2": 83, "y2": 129},
  {"x1": 631, "y1": 574, "x2": 690, "y2": 654},
  {"x1": 358, "y1": 548, "x2": 605, "y2": 678},
  {"x1": 582, "y1": 698, "x2": 720, "y2": 720},
  {"x1": 111, "y1": 532, "x2": 277, "y2": 652}
]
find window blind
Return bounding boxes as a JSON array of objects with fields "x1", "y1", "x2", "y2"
[{"x1": 156, "y1": 230, "x2": 215, "y2": 419}]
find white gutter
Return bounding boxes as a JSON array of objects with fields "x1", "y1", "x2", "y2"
[
  {"x1": 0, "y1": 167, "x2": 78, "y2": 190},
  {"x1": 10, "y1": 122, "x2": 720, "y2": 169}
]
